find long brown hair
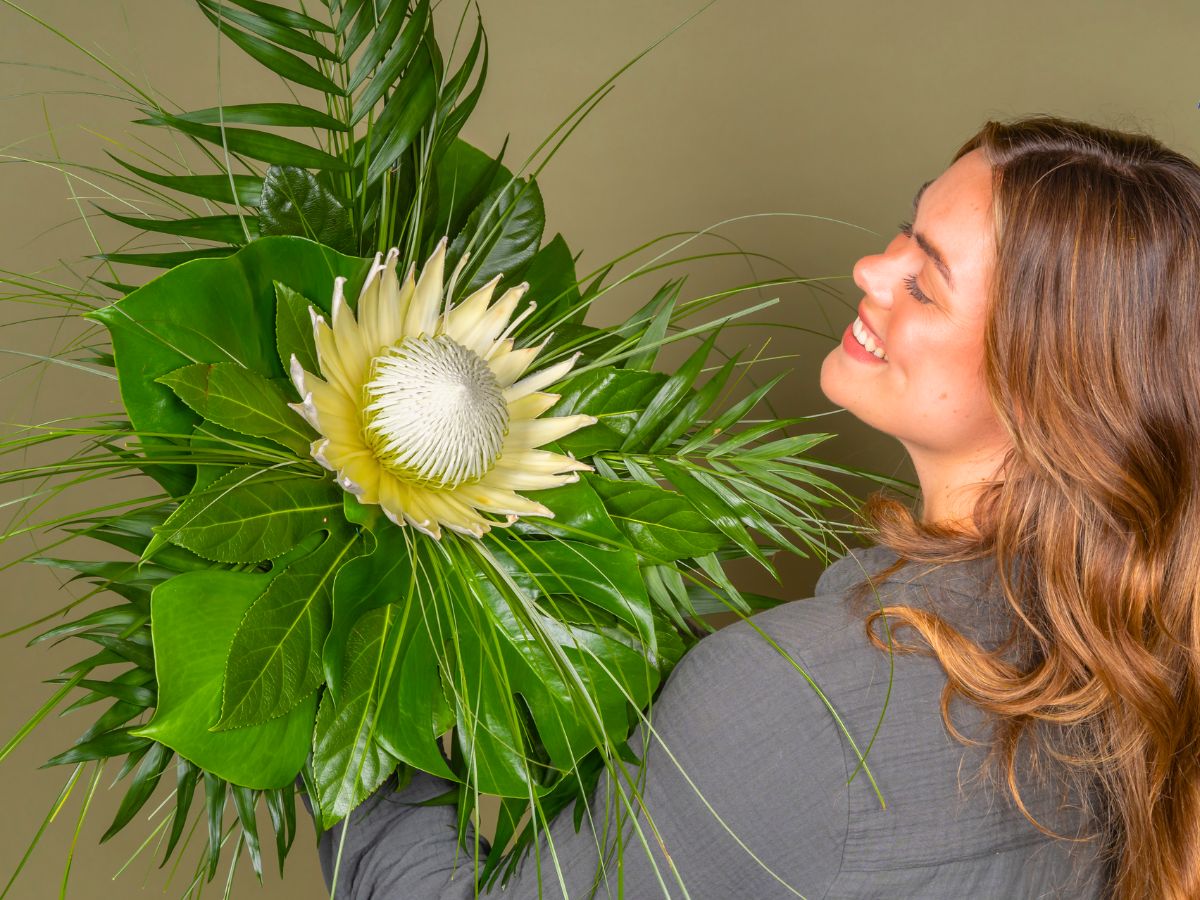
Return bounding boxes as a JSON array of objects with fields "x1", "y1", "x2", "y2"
[{"x1": 854, "y1": 115, "x2": 1200, "y2": 898}]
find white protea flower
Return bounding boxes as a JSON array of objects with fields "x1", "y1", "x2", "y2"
[{"x1": 287, "y1": 237, "x2": 596, "y2": 539}]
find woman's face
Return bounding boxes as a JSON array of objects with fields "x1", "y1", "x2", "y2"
[{"x1": 820, "y1": 148, "x2": 1011, "y2": 477}]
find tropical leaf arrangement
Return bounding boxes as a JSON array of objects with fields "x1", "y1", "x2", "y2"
[{"x1": 0, "y1": 1, "x2": 898, "y2": 897}]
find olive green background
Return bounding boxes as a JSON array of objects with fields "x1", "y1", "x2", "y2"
[{"x1": 0, "y1": 1, "x2": 1197, "y2": 897}]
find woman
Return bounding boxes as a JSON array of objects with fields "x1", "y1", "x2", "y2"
[{"x1": 307, "y1": 115, "x2": 1200, "y2": 897}]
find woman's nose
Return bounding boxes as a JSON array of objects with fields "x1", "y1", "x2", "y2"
[{"x1": 852, "y1": 235, "x2": 908, "y2": 306}]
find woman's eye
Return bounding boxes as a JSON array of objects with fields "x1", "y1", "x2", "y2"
[{"x1": 897, "y1": 222, "x2": 934, "y2": 305}]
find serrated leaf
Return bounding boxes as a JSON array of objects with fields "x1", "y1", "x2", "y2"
[
  {"x1": 312, "y1": 605, "x2": 401, "y2": 831},
  {"x1": 156, "y1": 362, "x2": 314, "y2": 456},
  {"x1": 133, "y1": 570, "x2": 318, "y2": 788},
  {"x1": 589, "y1": 479, "x2": 726, "y2": 562},
  {"x1": 258, "y1": 166, "x2": 354, "y2": 253},
  {"x1": 154, "y1": 466, "x2": 340, "y2": 564},
  {"x1": 215, "y1": 526, "x2": 359, "y2": 729},
  {"x1": 274, "y1": 281, "x2": 321, "y2": 375}
]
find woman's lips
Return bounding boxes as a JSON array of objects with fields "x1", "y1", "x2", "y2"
[{"x1": 841, "y1": 320, "x2": 888, "y2": 363}]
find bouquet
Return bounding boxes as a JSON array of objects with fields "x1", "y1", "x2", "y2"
[{"x1": 0, "y1": 1, "x2": 895, "y2": 895}]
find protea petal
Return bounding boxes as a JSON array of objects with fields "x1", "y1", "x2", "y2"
[
  {"x1": 404, "y1": 237, "x2": 448, "y2": 339},
  {"x1": 287, "y1": 240, "x2": 594, "y2": 540}
]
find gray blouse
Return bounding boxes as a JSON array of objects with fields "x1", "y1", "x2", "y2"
[{"x1": 311, "y1": 546, "x2": 1110, "y2": 898}]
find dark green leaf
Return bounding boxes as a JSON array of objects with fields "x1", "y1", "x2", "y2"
[
  {"x1": 156, "y1": 362, "x2": 313, "y2": 456},
  {"x1": 621, "y1": 331, "x2": 718, "y2": 452},
  {"x1": 43, "y1": 728, "x2": 149, "y2": 767},
  {"x1": 197, "y1": 0, "x2": 338, "y2": 60},
  {"x1": 654, "y1": 459, "x2": 774, "y2": 573},
  {"x1": 221, "y1": 0, "x2": 333, "y2": 33},
  {"x1": 623, "y1": 280, "x2": 682, "y2": 373},
  {"x1": 203, "y1": 772, "x2": 227, "y2": 882},
  {"x1": 197, "y1": 5, "x2": 343, "y2": 88},
  {"x1": 100, "y1": 740, "x2": 173, "y2": 843},
  {"x1": 107, "y1": 154, "x2": 263, "y2": 205},
  {"x1": 136, "y1": 111, "x2": 349, "y2": 171},
  {"x1": 348, "y1": 0, "x2": 428, "y2": 117},
  {"x1": 589, "y1": 479, "x2": 727, "y2": 562},
  {"x1": 362, "y1": 46, "x2": 438, "y2": 183},
  {"x1": 259, "y1": 166, "x2": 354, "y2": 253},
  {"x1": 231, "y1": 785, "x2": 264, "y2": 881},
  {"x1": 446, "y1": 176, "x2": 545, "y2": 296},
  {"x1": 263, "y1": 786, "x2": 297, "y2": 877},
  {"x1": 174, "y1": 103, "x2": 347, "y2": 131},
  {"x1": 98, "y1": 208, "x2": 252, "y2": 244},
  {"x1": 96, "y1": 247, "x2": 235, "y2": 269},
  {"x1": 346, "y1": 0, "x2": 409, "y2": 91},
  {"x1": 132, "y1": 569, "x2": 319, "y2": 788},
  {"x1": 161, "y1": 757, "x2": 201, "y2": 865},
  {"x1": 547, "y1": 367, "x2": 667, "y2": 457},
  {"x1": 516, "y1": 234, "x2": 583, "y2": 337}
]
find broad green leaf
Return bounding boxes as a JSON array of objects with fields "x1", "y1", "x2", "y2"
[
  {"x1": 174, "y1": 103, "x2": 348, "y2": 131},
  {"x1": 311, "y1": 605, "x2": 401, "y2": 830},
  {"x1": 446, "y1": 176, "x2": 545, "y2": 296},
  {"x1": 489, "y1": 536, "x2": 657, "y2": 658},
  {"x1": 136, "y1": 111, "x2": 350, "y2": 171},
  {"x1": 84, "y1": 236, "x2": 367, "y2": 492},
  {"x1": 547, "y1": 366, "x2": 666, "y2": 457},
  {"x1": 216, "y1": 526, "x2": 360, "y2": 729},
  {"x1": 154, "y1": 465, "x2": 340, "y2": 563},
  {"x1": 258, "y1": 166, "x2": 354, "y2": 254},
  {"x1": 589, "y1": 479, "x2": 726, "y2": 562},
  {"x1": 196, "y1": 0, "x2": 338, "y2": 60},
  {"x1": 132, "y1": 570, "x2": 317, "y2": 788},
  {"x1": 508, "y1": 475, "x2": 624, "y2": 545},
  {"x1": 98, "y1": 209, "x2": 252, "y2": 244},
  {"x1": 107, "y1": 154, "x2": 263, "y2": 205},
  {"x1": 442, "y1": 544, "x2": 659, "y2": 796},
  {"x1": 274, "y1": 281, "x2": 321, "y2": 376},
  {"x1": 517, "y1": 233, "x2": 584, "y2": 337},
  {"x1": 430, "y1": 137, "x2": 511, "y2": 255},
  {"x1": 323, "y1": 526, "x2": 408, "y2": 700},
  {"x1": 156, "y1": 362, "x2": 314, "y2": 456}
]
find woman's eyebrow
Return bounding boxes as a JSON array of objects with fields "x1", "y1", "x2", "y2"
[{"x1": 911, "y1": 179, "x2": 955, "y2": 291}]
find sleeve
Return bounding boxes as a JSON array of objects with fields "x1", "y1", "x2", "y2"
[{"x1": 305, "y1": 620, "x2": 853, "y2": 899}]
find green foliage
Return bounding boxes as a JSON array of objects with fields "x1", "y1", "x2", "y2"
[{"x1": 132, "y1": 569, "x2": 318, "y2": 789}]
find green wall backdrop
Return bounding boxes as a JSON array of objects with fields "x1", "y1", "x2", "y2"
[{"x1": 0, "y1": 1, "x2": 1196, "y2": 896}]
